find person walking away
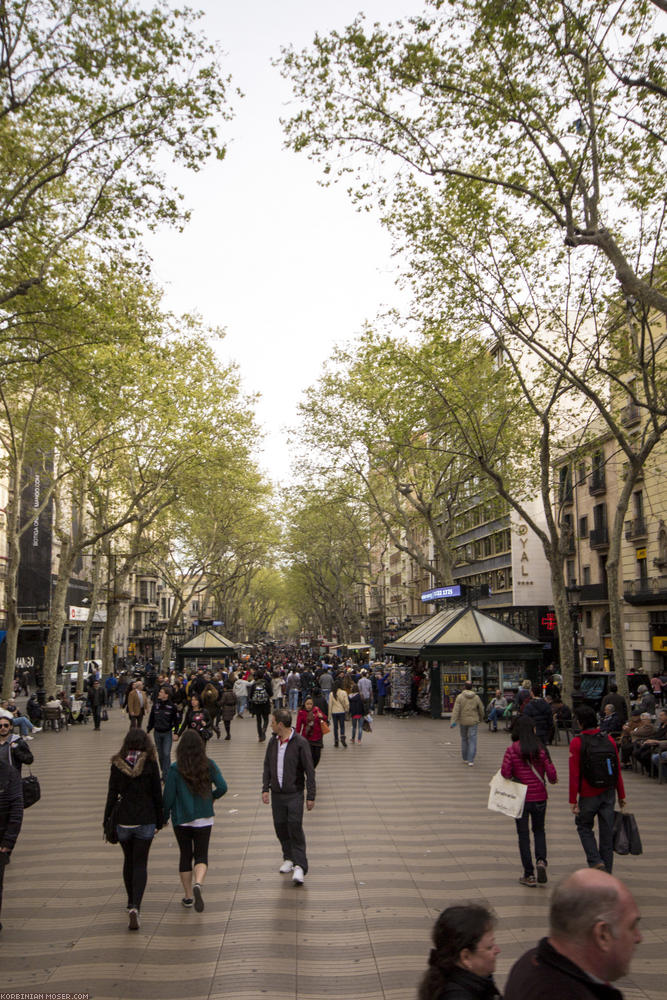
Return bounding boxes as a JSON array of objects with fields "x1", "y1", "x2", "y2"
[
  {"x1": 261, "y1": 708, "x2": 316, "y2": 886},
  {"x1": 286, "y1": 668, "x2": 301, "y2": 712},
  {"x1": 349, "y1": 684, "x2": 364, "y2": 744},
  {"x1": 569, "y1": 705, "x2": 626, "y2": 874},
  {"x1": 504, "y1": 868, "x2": 641, "y2": 1000},
  {"x1": 163, "y1": 729, "x2": 227, "y2": 912},
  {"x1": 450, "y1": 682, "x2": 485, "y2": 765},
  {"x1": 296, "y1": 696, "x2": 327, "y2": 768},
  {"x1": 249, "y1": 668, "x2": 272, "y2": 742},
  {"x1": 418, "y1": 903, "x2": 501, "y2": 1000},
  {"x1": 358, "y1": 669, "x2": 372, "y2": 715},
  {"x1": 87, "y1": 679, "x2": 107, "y2": 731},
  {"x1": 0, "y1": 758, "x2": 23, "y2": 933},
  {"x1": 201, "y1": 680, "x2": 220, "y2": 738},
  {"x1": 328, "y1": 678, "x2": 349, "y2": 748},
  {"x1": 219, "y1": 681, "x2": 237, "y2": 740},
  {"x1": 147, "y1": 685, "x2": 179, "y2": 782},
  {"x1": 127, "y1": 680, "x2": 147, "y2": 729},
  {"x1": 318, "y1": 668, "x2": 333, "y2": 702},
  {"x1": 523, "y1": 686, "x2": 555, "y2": 745},
  {"x1": 233, "y1": 675, "x2": 250, "y2": 718},
  {"x1": 501, "y1": 716, "x2": 558, "y2": 887},
  {"x1": 103, "y1": 728, "x2": 164, "y2": 931},
  {"x1": 105, "y1": 673, "x2": 118, "y2": 708},
  {"x1": 487, "y1": 689, "x2": 508, "y2": 732}
]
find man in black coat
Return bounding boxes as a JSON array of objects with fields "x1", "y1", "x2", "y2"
[
  {"x1": 523, "y1": 686, "x2": 555, "y2": 745},
  {"x1": 505, "y1": 868, "x2": 641, "y2": 1000},
  {"x1": 0, "y1": 757, "x2": 24, "y2": 932},
  {"x1": 261, "y1": 708, "x2": 315, "y2": 885}
]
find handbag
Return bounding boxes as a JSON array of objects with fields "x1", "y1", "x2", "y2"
[
  {"x1": 101, "y1": 708, "x2": 109, "y2": 721},
  {"x1": 22, "y1": 770, "x2": 41, "y2": 808},
  {"x1": 613, "y1": 810, "x2": 643, "y2": 856},
  {"x1": 487, "y1": 770, "x2": 527, "y2": 819},
  {"x1": 320, "y1": 717, "x2": 330, "y2": 736},
  {"x1": 104, "y1": 794, "x2": 122, "y2": 844}
]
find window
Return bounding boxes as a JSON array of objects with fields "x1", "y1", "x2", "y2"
[
  {"x1": 191, "y1": 600, "x2": 199, "y2": 613},
  {"x1": 637, "y1": 551, "x2": 648, "y2": 586},
  {"x1": 585, "y1": 611, "x2": 592, "y2": 629},
  {"x1": 577, "y1": 462, "x2": 587, "y2": 485},
  {"x1": 566, "y1": 560, "x2": 576, "y2": 587},
  {"x1": 558, "y1": 465, "x2": 573, "y2": 504},
  {"x1": 579, "y1": 516, "x2": 588, "y2": 538},
  {"x1": 633, "y1": 491, "x2": 644, "y2": 518},
  {"x1": 633, "y1": 649, "x2": 642, "y2": 670},
  {"x1": 583, "y1": 565, "x2": 591, "y2": 585}
]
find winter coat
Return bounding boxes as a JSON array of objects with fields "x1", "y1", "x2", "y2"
[
  {"x1": 349, "y1": 692, "x2": 364, "y2": 718},
  {"x1": 147, "y1": 700, "x2": 179, "y2": 734},
  {"x1": 501, "y1": 741, "x2": 557, "y2": 802},
  {"x1": 220, "y1": 690, "x2": 237, "y2": 723},
  {"x1": 295, "y1": 706, "x2": 327, "y2": 746},
  {"x1": 0, "y1": 760, "x2": 23, "y2": 851},
  {"x1": 103, "y1": 752, "x2": 164, "y2": 830},
  {"x1": 430, "y1": 968, "x2": 501, "y2": 1000},
  {"x1": 523, "y1": 697, "x2": 554, "y2": 744},
  {"x1": 329, "y1": 689, "x2": 350, "y2": 716},
  {"x1": 0, "y1": 734, "x2": 34, "y2": 776},
  {"x1": 505, "y1": 937, "x2": 623, "y2": 1000},
  {"x1": 451, "y1": 689, "x2": 485, "y2": 727}
]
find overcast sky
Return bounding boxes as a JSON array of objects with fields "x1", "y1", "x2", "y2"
[{"x1": 145, "y1": 1, "x2": 424, "y2": 486}]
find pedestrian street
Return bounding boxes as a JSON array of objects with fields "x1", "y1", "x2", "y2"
[{"x1": 3, "y1": 707, "x2": 667, "y2": 1000}]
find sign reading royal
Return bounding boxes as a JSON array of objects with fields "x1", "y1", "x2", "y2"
[{"x1": 421, "y1": 585, "x2": 461, "y2": 603}]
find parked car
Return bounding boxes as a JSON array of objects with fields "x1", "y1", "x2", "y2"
[
  {"x1": 59, "y1": 659, "x2": 102, "y2": 693},
  {"x1": 579, "y1": 671, "x2": 650, "y2": 713}
]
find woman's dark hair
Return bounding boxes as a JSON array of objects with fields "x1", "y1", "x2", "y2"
[
  {"x1": 190, "y1": 693, "x2": 201, "y2": 708},
  {"x1": 418, "y1": 904, "x2": 496, "y2": 999},
  {"x1": 511, "y1": 716, "x2": 541, "y2": 760},
  {"x1": 332, "y1": 677, "x2": 345, "y2": 695},
  {"x1": 116, "y1": 727, "x2": 157, "y2": 763},
  {"x1": 176, "y1": 729, "x2": 211, "y2": 798}
]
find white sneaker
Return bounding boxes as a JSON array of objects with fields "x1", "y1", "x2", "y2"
[
  {"x1": 467, "y1": 761, "x2": 474, "y2": 766},
  {"x1": 292, "y1": 865, "x2": 305, "y2": 885},
  {"x1": 279, "y1": 860, "x2": 294, "y2": 874},
  {"x1": 24, "y1": 735, "x2": 34, "y2": 741},
  {"x1": 32, "y1": 727, "x2": 43, "y2": 733}
]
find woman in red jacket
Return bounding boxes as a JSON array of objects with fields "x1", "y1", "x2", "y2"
[
  {"x1": 501, "y1": 716, "x2": 558, "y2": 887},
  {"x1": 295, "y1": 696, "x2": 327, "y2": 768}
]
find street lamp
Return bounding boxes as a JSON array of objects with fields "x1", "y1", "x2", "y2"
[{"x1": 566, "y1": 583, "x2": 583, "y2": 708}]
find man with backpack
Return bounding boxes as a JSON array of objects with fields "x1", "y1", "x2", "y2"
[
  {"x1": 249, "y1": 668, "x2": 272, "y2": 742},
  {"x1": 569, "y1": 705, "x2": 626, "y2": 874}
]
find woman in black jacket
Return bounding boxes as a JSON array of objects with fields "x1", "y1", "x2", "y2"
[
  {"x1": 0, "y1": 758, "x2": 23, "y2": 932},
  {"x1": 418, "y1": 904, "x2": 501, "y2": 1000},
  {"x1": 177, "y1": 694, "x2": 212, "y2": 742},
  {"x1": 103, "y1": 729, "x2": 163, "y2": 931}
]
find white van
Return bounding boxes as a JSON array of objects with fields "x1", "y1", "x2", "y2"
[{"x1": 60, "y1": 660, "x2": 102, "y2": 692}]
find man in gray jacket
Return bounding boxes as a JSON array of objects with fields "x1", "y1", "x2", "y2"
[
  {"x1": 450, "y1": 682, "x2": 485, "y2": 765},
  {"x1": 262, "y1": 708, "x2": 316, "y2": 885}
]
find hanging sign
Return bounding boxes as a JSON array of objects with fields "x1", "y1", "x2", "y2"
[{"x1": 421, "y1": 585, "x2": 461, "y2": 602}]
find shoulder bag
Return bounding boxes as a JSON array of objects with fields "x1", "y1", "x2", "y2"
[
  {"x1": 104, "y1": 794, "x2": 122, "y2": 844},
  {"x1": 488, "y1": 770, "x2": 527, "y2": 819},
  {"x1": 22, "y1": 769, "x2": 41, "y2": 808}
]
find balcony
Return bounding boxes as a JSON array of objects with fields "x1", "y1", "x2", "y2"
[
  {"x1": 579, "y1": 583, "x2": 609, "y2": 603},
  {"x1": 624, "y1": 576, "x2": 667, "y2": 605},
  {"x1": 588, "y1": 472, "x2": 606, "y2": 496},
  {"x1": 589, "y1": 527, "x2": 609, "y2": 549},
  {"x1": 621, "y1": 402, "x2": 641, "y2": 426},
  {"x1": 625, "y1": 517, "x2": 648, "y2": 541}
]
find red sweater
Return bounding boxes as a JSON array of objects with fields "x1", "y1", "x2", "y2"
[
  {"x1": 569, "y1": 728, "x2": 626, "y2": 803},
  {"x1": 501, "y1": 742, "x2": 558, "y2": 801}
]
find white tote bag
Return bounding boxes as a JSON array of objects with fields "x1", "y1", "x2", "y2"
[{"x1": 487, "y1": 770, "x2": 527, "y2": 819}]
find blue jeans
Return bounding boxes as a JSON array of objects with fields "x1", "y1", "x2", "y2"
[
  {"x1": 460, "y1": 724, "x2": 478, "y2": 762},
  {"x1": 154, "y1": 730, "x2": 172, "y2": 780},
  {"x1": 237, "y1": 695, "x2": 247, "y2": 716},
  {"x1": 351, "y1": 717, "x2": 363, "y2": 741},
  {"x1": 332, "y1": 712, "x2": 346, "y2": 744},
  {"x1": 575, "y1": 788, "x2": 616, "y2": 872},
  {"x1": 488, "y1": 708, "x2": 502, "y2": 730},
  {"x1": 515, "y1": 800, "x2": 547, "y2": 876},
  {"x1": 288, "y1": 689, "x2": 300, "y2": 711},
  {"x1": 13, "y1": 716, "x2": 34, "y2": 736}
]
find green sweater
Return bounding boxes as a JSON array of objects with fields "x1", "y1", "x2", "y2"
[{"x1": 163, "y1": 758, "x2": 227, "y2": 826}]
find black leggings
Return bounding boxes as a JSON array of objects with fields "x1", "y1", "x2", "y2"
[
  {"x1": 120, "y1": 836, "x2": 153, "y2": 909},
  {"x1": 174, "y1": 824, "x2": 212, "y2": 872}
]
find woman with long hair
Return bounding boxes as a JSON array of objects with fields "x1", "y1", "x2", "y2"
[
  {"x1": 177, "y1": 693, "x2": 212, "y2": 742},
  {"x1": 501, "y1": 715, "x2": 558, "y2": 887},
  {"x1": 418, "y1": 904, "x2": 501, "y2": 1000},
  {"x1": 348, "y1": 683, "x2": 364, "y2": 745},
  {"x1": 295, "y1": 695, "x2": 327, "y2": 768},
  {"x1": 328, "y1": 678, "x2": 349, "y2": 749},
  {"x1": 103, "y1": 728, "x2": 163, "y2": 931},
  {"x1": 163, "y1": 729, "x2": 227, "y2": 913}
]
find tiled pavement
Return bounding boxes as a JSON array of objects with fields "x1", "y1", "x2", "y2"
[{"x1": 2, "y1": 707, "x2": 667, "y2": 1000}]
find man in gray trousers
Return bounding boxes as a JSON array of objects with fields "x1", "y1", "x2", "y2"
[{"x1": 262, "y1": 707, "x2": 316, "y2": 885}]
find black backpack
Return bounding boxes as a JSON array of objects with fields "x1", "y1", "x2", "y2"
[
  {"x1": 252, "y1": 681, "x2": 269, "y2": 705},
  {"x1": 579, "y1": 732, "x2": 619, "y2": 789}
]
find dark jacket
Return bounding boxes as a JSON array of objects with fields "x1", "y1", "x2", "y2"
[
  {"x1": 523, "y1": 697, "x2": 554, "y2": 744},
  {"x1": 600, "y1": 691, "x2": 628, "y2": 724},
  {"x1": 349, "y1": 691, "x2": 364, "y2": 717},
  {"x1": 262, "y1": 730, "x2": 316, "y2": 800},
  {"x1": 177, "y1": 706, "x2": 212, "y2": 738},
  {"x1": 87, "y1": 685, "x2": 106, "y2": 709},
  {"x1": 0, "y1": 760, "x2": 24, "y2": 851},
  {"x1": 147, "y1": 700, "x2": 179, "y2": 734},
  {"x1": 0, "y1": 734, "x2": 34, "y2": 776},
  {"x1": 103, "y1": 752, "x2": 164, "y2": 830},
  {"x1": 504, "y1": 937, "x2": 623, "y2": 1000},
  {"x1": 220, "y1": 689, "x2": 237, "y2": 723},
  {"x1": 432, "y1": 968, "x2": 500, "y2": 1000}
]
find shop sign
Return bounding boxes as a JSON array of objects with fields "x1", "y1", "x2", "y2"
[
  {"x1": 652, "y1": 636, "x2": 667, "y2": 652},
  {"x1": 69, "y1": 606, "x2": 89, "y2": 622},
  {"x1": 421, "y1": 585, "x2": 461, "y2": 602}
]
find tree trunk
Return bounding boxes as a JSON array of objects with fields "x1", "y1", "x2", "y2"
[
  {"x1": 605, "y1": 463, "x2": 641, "y2": 713},
  {"x1": 43, "y1": 544, "x2": 76, "y2": 696},
  {"x1": 2, "y1": 469, "x2": 23, "y2": 699},
  {"x1": 78, "y1": 545, "x2": 103, "y2": 686}
]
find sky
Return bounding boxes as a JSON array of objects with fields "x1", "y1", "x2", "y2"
[{"x1": 145, "y1": 1, "x2": 425, "y2": 487}]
